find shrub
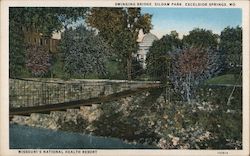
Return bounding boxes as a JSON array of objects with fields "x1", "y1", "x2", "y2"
[
  {"x1": 25, "y1": 44, "x2": 51, "y2": 77},
  {"x1": 169, "y1": 47, "x2": 221, "y2": 103}
]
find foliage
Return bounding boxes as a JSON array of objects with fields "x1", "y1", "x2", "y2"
[
  {"x1": 91, "y1": 88, "x2": 163, "y2": 144},
  {"x1": 9, "y1": 7, "x2": 87, "y2": 36},
  {"x1": 9, "y1": 7, "x2": 88, "y2": 78},
  {"x1": 86, "y1": 8, "x2": 152, "y2": 80},
  {"x1": 145, "y1": 29, "x2": 220, "y2": 102},
  {"x1": 105, "y1": 56, "x2": 144, "y2": 80},
  {"x1": 49, "y1": 53, "x2": 65, "y2": 78},
  {"x1": 104, "y1": 57, "x2": 126, "y2": 80},
  {"x1": 131, "y1": 57, "x2": 144, "y2": 79},
  {"x1": 182, "y1": 28, "x2": 219, "y2": 50},
  {"x1": 60, "y1": 25, "x2": 110, "y2": 77},
  {"x1": 9, "y1": 12, "x2": 26, "y2": 77},
  {"x1": 158, "y1": 86, "x2": 242, "y2": 149},
  {"x1": 111, "y1": 30, "x2": 139, "y2": 76},
  {"x1": 25, "y1": 44, "x2": 52, "y2": 77},
  {"x1": 219, "y1": 26, "x2": 242, "y2": 73},
  {"x1": 196, "y1": 86, "x2": 242, "y2": 148},
  {"x1": 170, "y1": 47, "x2": 221, "y2": 103},
  {"x1": 56, "y1": 86, "x2": 242, "y2": 149},
  {"x1": 146, "y1": 33, "x2": 182, "y2": 81}
]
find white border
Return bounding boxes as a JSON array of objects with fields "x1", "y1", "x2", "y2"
[{"x1": 1, "y1": 0, "x2": 249, "y2": 156}]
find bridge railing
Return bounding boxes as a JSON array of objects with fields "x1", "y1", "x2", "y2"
[
  {"x1": 9, "y1": 78, "x2": 161, "y2": 109},
  {"x1": 10, "y1": 78, "x2": 85, "y2": 108}
]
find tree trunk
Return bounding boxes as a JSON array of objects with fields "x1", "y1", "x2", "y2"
[
  {"x1": 127, "y1": 54, "x2": 132, "y2": 80},
  {"x1": 186, "y1": 72, "x2": 191, "y2": 104}
]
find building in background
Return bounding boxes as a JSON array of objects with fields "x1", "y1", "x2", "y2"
[
  {"x1": 22, "y1": 27, "x2": 60, "y2": 53},
  {"x1": 136, "y1": 33, "x2": 158, "y2": 68}
]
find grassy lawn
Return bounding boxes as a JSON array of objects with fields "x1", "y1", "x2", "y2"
[{"x1": 205, "y1": 74, "x2": 242, "y2": 85}]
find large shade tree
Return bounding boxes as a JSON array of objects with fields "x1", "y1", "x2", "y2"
[
  {"x1": 9, "y1": 7, "x2": 88, "y2": 77},
  {"x1": 9, "y1": 13, "x2": 25, "y2": 77},
  {"x1": 10, "y1": 7, "x2": 87, "y2": 36},
  {"x1": 86, "y1": 8, "x2": 152, "y2": 80},
  {"x1": 146, "y1": 29, "x2": 221, "y2": 103},
  {"x1": 182, "y1": 28, "x2": 219, "y2": 50},
  {"x1": 146, "y1": 32, "x2": 182, "y2": 82},
  {"x1": 171, "y1": 29, "x2": 220, "y2": 103},
  {"x1": 219, "y1": 26, "x2": 242, "y2": 73}
]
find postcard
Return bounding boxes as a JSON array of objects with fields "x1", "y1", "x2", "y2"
[{"x1": 0, "y1": 0, "x2": 249, "y2": 155}]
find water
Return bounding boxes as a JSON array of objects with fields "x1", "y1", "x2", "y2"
[{"x1": 9, "y1": 124, "x2": 158, "y2": 149}]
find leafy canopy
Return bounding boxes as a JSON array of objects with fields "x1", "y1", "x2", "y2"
[
  {"x1": 86, "y1": 8, "x2": 152, "y2": 80},
  {"x1": 146, "y1": 32, "x2": 182, "y2": 81},
  {"x1": 219, "y1": 26, "x2": 242, "y2": 72},
  {"x1": 183, "y1": 28, "x2": 219, "y2": 50},
  {"x1": 10, "y1": 7, "x2": 88, "y2": 36},
  {"x1": 60, "y1": 25, "x2": 110, "y2": 77},
  {"x1": 9, "y1": 7, "x2": 88, "y2": 77},
  {"x1": 146, "y1": 29, "x2": 221, "y2": 102},
  {"x1": 9, "y1": 18, "x2": 26, "y2": 77},
  {"x1": 170, "y1": 46, "x2": 221, "y2": 103}
]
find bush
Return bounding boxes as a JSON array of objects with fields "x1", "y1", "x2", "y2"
[
  {"x1": 170, "y1": 47, "x2": 221, "y2": 103},
  {"x1": 50, "y1": 53, "x2": 64, "y2": 78},
  {"x1": 104, "y1": 58, "x2": 126, "y2": 80},
  {"x1": 25, "y1": 44, "x2": 52, "y2": 77},
  {"x1": 60, "y1": 25, "x2": 110, "y2": 78}
]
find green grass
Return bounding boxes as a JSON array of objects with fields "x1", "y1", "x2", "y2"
[{"x1": 205, "y1": 74, "x2": 242, "y2": 85}]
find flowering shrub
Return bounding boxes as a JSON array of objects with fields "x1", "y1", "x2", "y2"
[
  {"x1": 25, "y1": 44, "x2": 51, "y2": 77},
  {"x1": 170, "y1": 47, "x2": 221, "y2": 103}
]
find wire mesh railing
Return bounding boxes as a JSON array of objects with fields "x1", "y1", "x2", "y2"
[
  {"x1": 9, "y1": 78, "x2": 161, "y2": 109},
  {"x1": 10, "y1": 79, "x2": 87, "y2": 108}
]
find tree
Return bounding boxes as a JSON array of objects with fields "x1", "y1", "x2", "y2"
[
  {"x1": 60, "y1": 25, "x2": 110, "y2": 77},
  {"x1": 10, "y1": 7, "x2": 87, "y2": 36},
  {"x1": 9, "y1": 7, "x2": 88, "y2": 77},
  {"x1": 183, "y1": 28, "x2": 219, "y2": 50},
  {"x1": 9, "y1": 11, "x2": 26, "y2": 77},
  {"x1": 111, "y1": 30, "x2": 139, "y2": 79},
  {"x1": 170, "y1": 47, "x2": 221, "y2": 103},
  {"x1": 219, "y1": 26, "x2": 242, "y2": 73},
  {"x1": 86, "y1": 8, "x2": 152, "y2": 80},
  {"x1": 146, "y1": 33, "x2": 182, "y2": 82}
]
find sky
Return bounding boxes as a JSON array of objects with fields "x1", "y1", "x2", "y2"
[
  {"x1": 54, "y1": 8, "x2": 242, "y2": 40},
  {"x1": 140, "y1": 8, "x2": 242, "y2": 39}
]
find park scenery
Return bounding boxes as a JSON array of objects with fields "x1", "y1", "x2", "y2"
[{"x1": 9, "y1": 7, "x2": 242, "y2": 149}]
